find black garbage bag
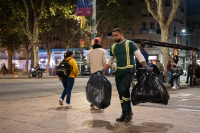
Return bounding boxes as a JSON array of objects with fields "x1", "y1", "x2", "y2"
[
  {"x1": 85, "y1": 71, "x2": 112, "y2": 109},
  {"x1": 131, "y1": 71, "x2": 170, "y2": 105}
]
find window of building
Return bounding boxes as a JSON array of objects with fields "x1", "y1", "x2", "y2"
[
  {"x1": 165, "y1": 1, "x2": 170, "y2": 7},
  {"x1": 157, "y1": 23, "x2": 160, "y2": 29},
  {"x1": 142, "y1": 22, "x2": 146, "y2": 29},
  {"x1": 150, "y1": 22, "x2": 154, "y2": 29},
  {"x1": 141, "y1": 8, "x2": 147, "y2": 16},
  {"x1": 174, "y1": 26, "x2": 176, "y2": 32}
]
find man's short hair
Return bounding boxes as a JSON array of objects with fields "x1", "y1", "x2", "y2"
[
  {"x1": 140, "y1": 43, "x2": 145, "y2": 48},
  {"x1": 112, "y1": 28, "x2": 123, "y2": 34}
]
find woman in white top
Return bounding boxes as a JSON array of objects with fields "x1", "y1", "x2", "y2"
[{"x1": 172, "y1": 55, "x2": 181, "y2": 89}]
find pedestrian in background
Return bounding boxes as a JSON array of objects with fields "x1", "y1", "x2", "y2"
[
  {"x1": 136, "y1": 42, "x2": 149, "y2": 81},
  {"x1": 59, "y1": 51, "x2": 78, "y2": 106},
  {"x1": 185, "y1": 64, "x2": 192, "y2": 84},
  {"x1": 156, "y1": 60, "x2": 164, "y2": 82},
  {"x1": 86, "y1": 37, "x2": 107, "y2": 108},
  {"x1": 172, "y1": 55, "x2": 181, "y2": 89},
  {"x1": 148, "y1": 60, "x2": 154, "y2": 67},
  {"x1": 167, "y1": 60, "x2": 172, "y2": 84},
  {"x1": 2, "y1": 63, "x2": 6, "y2": 75}
]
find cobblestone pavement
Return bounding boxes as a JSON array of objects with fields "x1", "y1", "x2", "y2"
[{"x1": 0, "y1": 84, "x2": 200, "y2": 133}]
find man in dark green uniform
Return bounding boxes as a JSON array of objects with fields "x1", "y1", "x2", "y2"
[{"x1": 103, "y1": 28, "x2": 151, "y2": 122}]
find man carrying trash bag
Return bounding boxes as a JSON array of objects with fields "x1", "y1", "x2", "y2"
[
  {"x1": 86, "y1": 37, "x2": 107, "y2": 108},
  {"x1": 103, "y1": 28, "x2": 151, "y2": 122}
]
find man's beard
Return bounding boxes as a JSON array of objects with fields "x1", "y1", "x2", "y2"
[{"x1": 115, "y1": 39, "x2": 121, "y2": 43}]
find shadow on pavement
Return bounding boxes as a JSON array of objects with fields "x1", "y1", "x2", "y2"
[
  {"x1": 48, "y1": 106, "x2": 72, "y2": 110},
  {"x1": 82, "y1": 120, "x2": 174, "y2": 132}
]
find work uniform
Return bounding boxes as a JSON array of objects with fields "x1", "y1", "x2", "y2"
[{"x1": 110, "y1": 39, "x2": 138, "y2": 113}]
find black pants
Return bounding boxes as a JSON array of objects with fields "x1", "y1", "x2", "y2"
[
  {"x1": 136, "y1": 69, "x2": 144, "y2": 81},
  {"x1": 186, "y1": 71, "x2": 191, "y2": 82},
  {"x1": 115, "y1": 68, "x2": 135, "y2": 114}
]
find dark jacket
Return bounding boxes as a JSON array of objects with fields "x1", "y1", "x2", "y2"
[
  {"x1": 2, "y1": 65, "x2": 6, "y2": 70},
  {"x1": 34, "y1": 66, "x2": 40, "y2": 70},
  {"x1": 136, "y1": 49, "x2": 149, "y2": 70}
]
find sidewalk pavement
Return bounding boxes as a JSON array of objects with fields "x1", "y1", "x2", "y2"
[{"x1": 0, "y1": 84, "x2": 200, "y2": 132}]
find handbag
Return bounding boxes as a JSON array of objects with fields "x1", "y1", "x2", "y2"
[{"x1": 177, "y1": 67, "x2": 183, "y2": 75}]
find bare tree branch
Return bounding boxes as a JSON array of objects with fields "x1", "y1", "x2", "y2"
[
  {"x1": 38, "y1": 0, "x2": 45, "y2": 19},
  {"x1": 22, "y1": 0, "x2": 31, "y2": 36},
  {"x1": 166, "y1": 0, "x2": 180, "y2": 26},
  {"x1": 29, "y1": 0, "x2": 35, "y2": 16},
  {"x1": 156, "y1": 0, "x2": 164, "y2": 21},
  {"x1": 145, "y1": 0, "x2": 158, "y2": 21}
]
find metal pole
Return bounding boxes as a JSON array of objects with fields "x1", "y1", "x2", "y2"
[
  {"x1": 91, "y1": 0, "x2": 96, "y2": 44},
  {"x1": 79, "y1": 16, "x2": 83, "y2": 76}
]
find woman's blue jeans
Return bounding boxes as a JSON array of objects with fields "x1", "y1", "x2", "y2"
[
  {"x1": 61, "y1": 77, "x2": 75, "y2": 104},
  {"x1": 2, "y1": 70, "x2": 6, "y2": 75}
]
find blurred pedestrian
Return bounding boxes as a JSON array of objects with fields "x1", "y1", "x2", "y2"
[
  {"x1": 148, "y1": 60, "x2": 154, "y2": 67},
  {"x1": 2, "y1": 63, "x2": 6, "y2": 75},
  {"x1": 172, "y1": 55, "x2": 181, "y2": 89},
  {"x1": 136, "y1": 42, "x2": 149, "y2": 81},
  {"x1": 156, "y1": 60, "x2": 164, "y2": 82},
  {"x1": 167, "y1": 60, "x2": 172, "y2": 84},
  {"x1": 185, "y1": 64, "x2": 192, "y2": 84},
  {"x1": 86, "y1": 37, "x2": 107, "y2": 108},
  {"x1": 59, "y1": 51, "x2": 78, "y2": 106}
]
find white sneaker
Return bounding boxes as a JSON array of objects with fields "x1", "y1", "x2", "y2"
[
  {"x1": 171, "y1": 86, "x2": 177, "y2": 89},
  {"x1": 177, "y1": 86, "x2": 179, "y2": 89},
  {"x1": 66, "y1": 103, "x2": 72, "y2": 107}
]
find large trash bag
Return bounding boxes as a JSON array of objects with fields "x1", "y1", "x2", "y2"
[
  {"x1": 85, "y1": 71, "x2": 112, "y2": 109},
  {"x1": 131, "y1": 71, "x2": 170, "y2": 105}
]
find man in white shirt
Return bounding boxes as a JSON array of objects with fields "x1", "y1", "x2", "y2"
[{"x1": 86, "y1": 37, "x2": 107, "y2": 108}]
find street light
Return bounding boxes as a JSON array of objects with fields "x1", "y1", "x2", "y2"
[{"x1": 182, "y1": 29, "x2": 186, "y2": 33}]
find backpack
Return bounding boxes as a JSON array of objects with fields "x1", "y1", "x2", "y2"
[{"x1": 57, "y1": 59, "x2": 71, "y2": 77}]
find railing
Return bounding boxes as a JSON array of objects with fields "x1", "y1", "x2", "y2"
[{"x1": 140, "y1": 29, "x2": 148, "y2": 34}]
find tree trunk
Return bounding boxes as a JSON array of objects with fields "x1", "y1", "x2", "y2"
[
  {"x1": 160, "y1": 24, "x2": 171, "y2": 83},
  {"x1": 7, "y1": 51, "x2": 12, "y2": 74},
  {"x1": 66, "y1": 44, "x2": 70, "y2": 51},
  {"x1": 25, "y1": 49, "x2": 30, "y2": 72},
  {"x1": 33, "y1": 44, "x2": 39, "y2": 67},
  {"x1": 46, "y1": 48, "x2": 51, "y2": 73}
]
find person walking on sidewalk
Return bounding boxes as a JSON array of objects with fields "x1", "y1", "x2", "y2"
[
  {"x1": 103, "y1": 28, "x2": 151, "y2": 122},
  {"x1": 136, "y1": 42, "x2": 149, "y2": 81},
  {"x1": 2, "y1": 63, "x2": 7, "y2": 75},
  {"x1": 86, "y1": 37, "x2": 107, "y2": 108},
  {"x1": 59, "y1": 51, "x2": 78, "y2": 106},
  {"x1": 185, "y1": 64, "x2": 192, "y2": 84},
  {"x1": 172, "y1": 55, "x2": 181, "y2": 89},
  {"x1": 167, "y1": 60, "x2": 172, "y2": 84},
  {"x1": 148, "y1": 60, "x2": 154, "y2": 67}
]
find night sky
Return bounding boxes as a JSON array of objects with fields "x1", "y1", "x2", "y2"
[{"x1": 187, "y1": 0, "x2": 200, "y2": 15}]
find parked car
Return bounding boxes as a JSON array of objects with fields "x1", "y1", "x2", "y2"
[{"x1": 84, "y1": 69, "x2": 90, "y2": 76}]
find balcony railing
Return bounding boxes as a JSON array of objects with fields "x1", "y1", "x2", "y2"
[
  {"x1": 148, "y1": 29, "x2": 157, "y2": 34},
  {"x1": 140, "y1": 29, "x2": 148, "y2": 34}
]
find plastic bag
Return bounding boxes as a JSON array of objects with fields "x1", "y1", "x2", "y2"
[
  {"x1": 85, "y1": 71, "x2": 112, "y2": 109},
  {"x1": 131, "y1": 71, "x2": 170, "y2": 105}
]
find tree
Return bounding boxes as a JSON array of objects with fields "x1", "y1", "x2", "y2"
[
  {"x1": 0, "y1": 0, "x2": 22, "y2": 74},
  {"x1": 7, "y1": 0, "x2": 45, "y2": 67},
  {"x1": 145, "y1": 0, "x2": 180, "y2": 82}
]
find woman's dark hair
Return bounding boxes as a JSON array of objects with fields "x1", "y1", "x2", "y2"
[
  {"x1": 174, "y1": 55, "x2": 179, "y2": 64},
  {"x1": 64, "y1": 51, "x2": 73, "y2": 58},
  {"x1": 151, "y1": 64, "x2": 160, "y2": 76}
]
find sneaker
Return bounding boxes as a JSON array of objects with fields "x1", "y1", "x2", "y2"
[
  {"x1": 171, "y1": 86, "x2": 176, "y2": 89},
  {"x1": 59, "y1": 99, "x2": 63, "y2": 105},
  {"x1": 185, "y1": 82, "x2": 188, "y2": 84},
  {"x1": 90, "y1": 104, "x2": 94, "y2": 107},
  {"x1": 177, "y1": 86, "x2": 179, "y2": 89},
  {"x1": 66, "y1": 103, "x2": 72, "y2": 107}
]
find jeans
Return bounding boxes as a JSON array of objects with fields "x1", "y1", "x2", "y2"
[
  {"x1": 2, "y1": 70, "x2": 6, "y2": 75},
  {"x1": 61, "y1": 77, "x2": 75, "y2": 104},
  {"x1": 167, "y1": 71, "x2": 171, "y2": 82},
  {"x1": 173, "y1": 76, "x2": 180, "y2": 87},
  {"x1": 186, "y1": 72, "x2": 191, "y2": 82}
]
